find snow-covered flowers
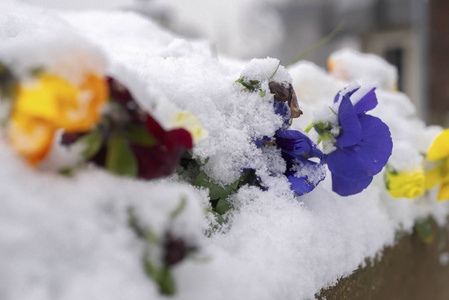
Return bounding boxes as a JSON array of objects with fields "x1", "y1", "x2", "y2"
[
  {"x1": 237, "y1": 74, "x2": 324, "y2": 195},
  {"x1": 386, "y1": 167, "x2": 425, "y2": 199},
  {"x1": 63, "y1": 77, "x2": 193, "y2": 179},
  {"x1": 9, "y1": 72, "x2": 107, "y2": 165},
  {"x1": 310, "y1": 85, "x2": 393, "y2": 196},
  {"x1": 425, "y1": 129, "x2": 449, "y2": 201},
  {"x1": 275, "y1": 130, "x2": 325, "y2": 195}
]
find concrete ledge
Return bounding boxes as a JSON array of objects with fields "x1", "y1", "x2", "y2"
[{"x1": 317, "y1": 219, "x2": 449, "y2": 299}]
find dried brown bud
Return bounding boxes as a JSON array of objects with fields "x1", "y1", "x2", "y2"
[
  {"x1": 269, "y1": 81, "x2": 302, "y2": 119},
  {"x1": 268, "y1": 81, "x2": 290, "y2": 102},
  {"x1": 288, "y1": 88, "x2": 302, "y2": 118}
]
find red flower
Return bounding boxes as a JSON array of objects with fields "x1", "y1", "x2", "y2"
[
  {"x1": 132, "y1": 114, "x2": 192, "y2": 179},
  {"x1": 62, "y1": 77, "x2": 192, "y2": 180}
]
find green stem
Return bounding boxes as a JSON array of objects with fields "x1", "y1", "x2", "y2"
[
  {"x1": 268, "y1": 60, "x2": 281, "y2": 81},
  {"x1": 287, "y1": 21, "x2": 345, "y2": 67}
]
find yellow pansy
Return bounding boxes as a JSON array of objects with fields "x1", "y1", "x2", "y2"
[
  {"x1": 387, "y1": 168, "x2": 425, "y2": 199},
  {"x1": 8, "y1": 72, "x2": 108, "y2": 165},
  {"x1": 170, "y1": 110, "x2": 208, "y2": 144},
  {"x1": 425, "y1": 129, "x2": 449, "y2": 201}
]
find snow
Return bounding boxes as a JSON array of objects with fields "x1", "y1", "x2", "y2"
[
  {"x1": 1, "y1": 1, "x2": 449, "y2": 300},
  {"x1": 146, "y1": 0, "x2": 286, "y2": 59},
  {"x1": 0, "y1": 3, "x2": 105, "y2": 84},
  {"x1": 329, "y1": 48, "x2": 398, "y2": 91}
]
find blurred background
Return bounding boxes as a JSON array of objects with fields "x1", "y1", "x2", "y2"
[{"x1": 23, "y1": 0, "x2": 448, "y2": 126}]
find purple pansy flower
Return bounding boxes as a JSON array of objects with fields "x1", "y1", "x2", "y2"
[
  {"x1": 326, "y1": 86, "x2": 392, "y2": 196},
  {"x1": 275, "y1": 130, "x2": 326, "y2": 195}
]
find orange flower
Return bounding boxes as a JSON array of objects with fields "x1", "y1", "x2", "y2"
[{"x1": 8, "y1": 73, "x2": 107, "y2": 165}]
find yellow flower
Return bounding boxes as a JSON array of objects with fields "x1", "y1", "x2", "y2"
[
  {"x1": 170, "y1": 110, "x2": 208, "y2": 144},
  {"x1": 8, "y1": 73, "x2": 108, "y2": 165},
  {"x1": 425, "y1": 129, "x2": 449, "y2": 201},
  {"x1": 387, "y1": 168, "x2": 425, "y2": 199}
]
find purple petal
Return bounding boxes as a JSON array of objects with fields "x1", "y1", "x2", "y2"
[
  {"x1": 334, "y1": 86, "x2": 359, "y2": 103},
  {"x1": 336, "y1": 97, "x2": 362, "y2": 147},
  {"x1": 333, "y1": 93, "x2": 340, "y2": 104},
  {"x1": 276, "y1": 130, "x2": 312, "y2": 152},
  {"x1": 354, "y1": 114, "x2": 393, "y2": 173},
  {"x1": 327, "y1": 114, "x2": 392, "y2": 180},
  {"x1": 273, "y1": 101, "x2": 290, "y2": 129},
  {"x1": 331, "y1": 174, "x2": 373, "y2": 196},
  {"x1": 286, "y1": 171, "x2": 317, "y2": 196},
  {"x1": 275, "y1": 130, "x2": 323, "y2": 158},
  {"x1": 354, "y1": 88, "x2": 377, "y2": 115}
]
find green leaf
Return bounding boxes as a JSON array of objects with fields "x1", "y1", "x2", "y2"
[
  {"x1": 304, "y1": 122, "x2": 315, "y2": 133},
  {"x1": 76, "y1": 128, "x2": 103, "y2": 159},
  {"x1": 213, "y1": 211, "x2": 226, "y2": 225},
  {"x1": 241, "y1": 81, "x2": 253, "y2": 89},
  {"x1": 159, "y1": 267, "x2": 176, "y2": 295},
  {"x1": 215, "y1": 198, "x2": 231, "y2": 215},
  {"x1": 235, "y1": 77, "x2": 261, "y2": 93},
  {"x1": 126, "y1": 124, "x2": 156, "y2": 147},
  {"x1": 106, "y1": 133, "x2": 138, "y2": 177},
  {"x1": 259, "y1": 89, "x2": 266, "y2": 97},
  {"x1": 239, "y1": 168, "x2": 262, "y2": 189},
  {"x1": 59, "y1": 168, "x2": 73, "y2": 176},
  {"x1": 415, "y1": 217, "x2": 435, "y2": 244},
  {"x1": 194, "y1": 171, "x2": 240, "y2": 200}
]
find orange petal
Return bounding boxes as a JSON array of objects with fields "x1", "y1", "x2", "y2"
[
  {"x1": 327, "y1": 58, "x2": 335, "y2": 72},
  {"x1": 9, "y1": 114, "x2": 55, "y2": 165},
  {"x1": 60, "y1": 73, "x2": 108, "y2": 133}
]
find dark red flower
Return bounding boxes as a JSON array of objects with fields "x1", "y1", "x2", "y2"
[
  {"x1": 131, "y1": 115, "x2": 192, "y2": 179},
  {"x1": 62, "y1": 77, "x2": 193, "y2": 180}
]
